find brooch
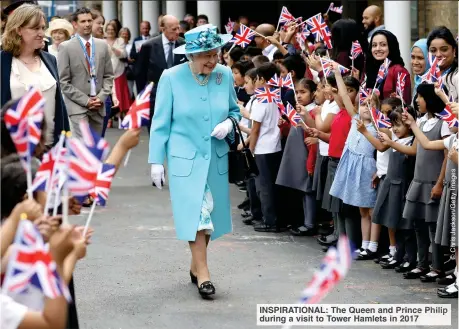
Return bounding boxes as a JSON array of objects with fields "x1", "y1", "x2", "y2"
[{"x1": 216, "y1": 72, "x2": 222, "y2": 85}]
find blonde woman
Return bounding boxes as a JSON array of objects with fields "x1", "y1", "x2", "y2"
[
  {"x1": 0, "y1": 3, "x2": 70, "y2": 147},
  {"x1": 46, "y1": 18, "x2": 73, "y2": 58}
]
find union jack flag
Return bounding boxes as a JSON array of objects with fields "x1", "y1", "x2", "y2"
[
  {"x1": 278, "y1": 6, "x2": 295, "y2": 25},
  {"x1": 225, "y1": 18, "x2": 234, "y2": 34},
  {"x1": 297, "y1": 235, "x2": 353, "y2": 304},
  {"x1": 296, "y1": 27, "x2": 310, "y2": 48},
  {"x1": 306, "y1": 13, "x2": 332, "y2": 49},
  {"x1": 90, "y1": 163, "x2": 116, "y2": 206},
  {"x1": 350, "y1": 41, "x2": 362, "y2": 59},
  {"x1": 3, "y1": 87, "x2": 45, "y2": 169},
  {"x1": 328, "y1": 3, "x2": 343, "y2": 14},
  {"x1": 396, "y1": 72, "x2": 407, "y2": 98},
  {"x1": 375, "y1": 58, "x2": 391, "y2": 85},
  {"x1": 436, "y1": 104, "x2": 458, "y2": 128},
  {"x1": 230, "y1": 24, "x2": 256, "y2": 48},
  {"x1": 276, "y1": 100, "x2": 286, "y2": 115},
  {"x1": 320, "y1": 57, "x2": 350, "y2": 77},
  {"x1": 421, "y1": 54, "x2": 443, "y2": 87},
  {"x1": 121, "y1": 82, "x2": 153, "y2": 130},
  {"x1": 359, "y1": 88, "x2": 378, "y2": 104},
  {"x1": 67, "y1": 135, "x2": 101, "y2": 197},
  {"x1": 286, "y1": 102, "x2": 301, "y2": 127},
  {"x1": 31, "y1": 137, "x2": 67, "y2": 192},
  {"x1": 2, "y1": 219, "x2": 71, "y2": 304},
  {"x1": 255, "y1": 87, "x2": 280, "y2": 103},
  {"x1": 282, "y1": 73, "x2": 295, "y2": 90},
  {"x1": 371, "y1": 107, "x2": 392, "y2": 128},
  {"x1": 267, "y1": 73, "x2": 281, "y2": 88},
  {"x1": 79, "y1": 121, "x2": 110, "y2": 161}
]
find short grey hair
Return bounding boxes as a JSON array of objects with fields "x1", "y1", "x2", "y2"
[{"x1": 185, "y1": 47, "x2": 222, "y2": 61}]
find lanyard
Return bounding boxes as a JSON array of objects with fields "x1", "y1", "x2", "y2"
[{"x1": 76, "y1": 34, "x2": 96, "y2": 77}]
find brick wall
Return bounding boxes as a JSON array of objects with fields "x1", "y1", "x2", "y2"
[
  {"x1": 368, "y1": 0, "x2": 458, "y2": 38},
  {"x1": 422, "y1": 0, "x2": 458, "y2": 37}
]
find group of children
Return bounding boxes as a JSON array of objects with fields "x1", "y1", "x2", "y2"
[
  {"x1": 228, "y1": 30, "x2": 458, "y2": 300},
  {"x1": 0, "y1": 92, "x2": 142, "y2": 329}
]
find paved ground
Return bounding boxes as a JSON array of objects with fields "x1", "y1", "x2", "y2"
[{"x1": 71, "y1": 129, "x2": 457, "y2": 329}]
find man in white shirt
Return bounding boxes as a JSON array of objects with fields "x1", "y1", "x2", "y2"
[
  {"x1": 134, "y1": 15, "x2": 186, "y2": 129},
  {"x1": 58, "y1": 7, "x2": 114, "y2": 138},
  {"x1": 130, "y1": 21, "x2": 153, "y2": 62},
  {"x1": 254, "y1": 24, "x2": 277, "y2": 61}
]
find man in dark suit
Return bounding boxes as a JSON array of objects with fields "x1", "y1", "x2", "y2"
[
  {"x1": 135, "y1": 14, "x2": 186, "y2": 131},
  {"x1": 129, "y1": 20, "x2": 153, "y2": 62}
]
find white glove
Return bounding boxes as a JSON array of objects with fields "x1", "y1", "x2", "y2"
[
  {"x1": 210, "y1": 118, "x2": 233, "y2": 140},
  {"x1": 150, "y1": 164, "x2": 165, "y2": 190}
]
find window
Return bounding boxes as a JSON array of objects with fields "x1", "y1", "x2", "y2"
[{"x1": 411, "y1": 0, "x2": 419, "y2": 41}]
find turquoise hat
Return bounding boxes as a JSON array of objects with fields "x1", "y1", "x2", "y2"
[{"x1": 173, "y1": 24, "x2": 233, "y2": 55}]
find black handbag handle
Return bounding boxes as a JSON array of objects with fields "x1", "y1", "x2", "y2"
[{"x1": 228, "y1": 116, "x2": 247, "y2": 149}]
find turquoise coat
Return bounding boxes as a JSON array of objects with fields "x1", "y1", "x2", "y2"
[{"x1": 148, "y1": 63, "x2": 241, "y2": 241}]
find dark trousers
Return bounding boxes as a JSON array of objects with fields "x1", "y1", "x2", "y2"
[
  {"x1": 255, "y1": 151, "x2": 282, "y2": 227},
  {"x1": 101, "y1": 96, "x2": 112, "y2": 138},
  {"x1": 337, "y1": 205, "x2": 362, "y2": 250},
  {"x1": 303, "y1": 192, "x2": 316, "y2": 229},
  {"x1": 67, "y1": 277, "x2": 79, "y2": 329},
  {"x1": 394, "y1": 229, "x2": 417, "y2": 265},
  {"x1": 247, "y1": 177, "x2": 262, "y2": 220}
]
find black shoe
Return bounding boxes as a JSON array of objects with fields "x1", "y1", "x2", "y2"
[
  {"x1": 357, "y1": 249, "x2": 378, "y2": 260},
  {"x1": 395, "y1": 262, "x2": 416, "y2": 273},
  {"x1": 437, "y1": 274, "x2": 456, "y2": 285},
  {"x1": 241, "y1": 211, "x2": 252, "y2": 218},
  {"x1": 238, "y1": 186, "x2": 247, "y2": 192},
  {"x1": 237, "y1": 198, "x2": 250, "y2": 209},
  {"x1": 290, "y1": 226, "x2": 317, "y2": 236},
  {"x1": 253, "y1": 223, "x2": 287, "y2": 233},
  {"x1": 381, "y1": 259, "x2": 400, "y2": 269},
  {"x1": 190, "y1": 271, "x2": 197, "y2": 285},
  {"x1": 242, "y1": 216, "x2": 261, "y2": 225},
  {"x1": 198, "y1": 281, "x2": 215, "y2": 298},
  {"x1": 420, "y1": 271, "x2": 445, "y2": 283},
  {"x1": 317, "y1": 223, "x2": 334, "y2": 236},
  {"x1": 317, "y1": 234, "x2": 338, "y2": 246},
  {"x1": 437, "y1": 284, "x2": 458, "y2": 298},
  {"x1": 403, "y1": 267, "x2": 429, "y2": 279},
  {"x1": 235, "y1": 181, "x2": 245, "y2": 187},
  {"x1": 375, "y1": 253, "x2": 392, "y2": 264}
]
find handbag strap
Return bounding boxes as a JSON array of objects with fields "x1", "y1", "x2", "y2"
[{"x1": 228, "y1": 116, "x2": 247, "y2": 149}]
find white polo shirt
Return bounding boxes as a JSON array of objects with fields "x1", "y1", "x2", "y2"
[{"x1": 250, "y1": 100, "x2": 281, "y2": 155}]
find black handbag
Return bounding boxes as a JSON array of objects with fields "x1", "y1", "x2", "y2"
[{"x1": 227, "y1": 116, "x2": 259, "y2": 183}]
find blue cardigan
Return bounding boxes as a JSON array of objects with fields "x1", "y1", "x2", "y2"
[{"x1": 1, "y1": 50, "x2": 70, "y2": 146}]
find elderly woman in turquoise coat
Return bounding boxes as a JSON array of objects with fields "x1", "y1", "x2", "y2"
[{"x1": 148, "y1": 24, "x2": 240, "y2": 298}]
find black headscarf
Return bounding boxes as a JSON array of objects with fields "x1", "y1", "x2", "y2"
[{"x1": 366, "y1": 30, "x2": 405, "y2": 87}]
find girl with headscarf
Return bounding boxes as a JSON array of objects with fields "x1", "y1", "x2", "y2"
[
  {"x1": 366, "y1": 30, "x2": 411, "y2": 105},
  {"x1": 411, "y1": 39, "x2": 431, "y2": 102}
]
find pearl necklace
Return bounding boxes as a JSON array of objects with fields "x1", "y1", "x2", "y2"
[{"x1": 189, "y1": 63, "x2": 210, "y2": 86}]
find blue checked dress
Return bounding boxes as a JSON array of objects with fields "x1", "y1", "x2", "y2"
[{"x1": 329, "y1": 115, "x2": 378, "y2": 208}]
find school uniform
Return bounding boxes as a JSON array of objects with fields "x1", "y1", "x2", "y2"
[
  {"x1": 403, "y1": 117, "x2": 450, "y2": 274},
  {"x1": 242, "y1": 96, "x2": 262, "y2": 221},
  {"x1": 373, "y1": 135, "x2": 417, "y2": 267},
  {"x1": 250, "y1": 98, "x2": 282, "y2": 229},
  {"x1": 435, "y1": 135, "x2": 458, "y2": 248},
  {"x1": 276, "y1": 103, "x2": 317, "y2": 230},
  {"x1": 314, "y1": 100, "x2": 340, "y2": 201}
]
